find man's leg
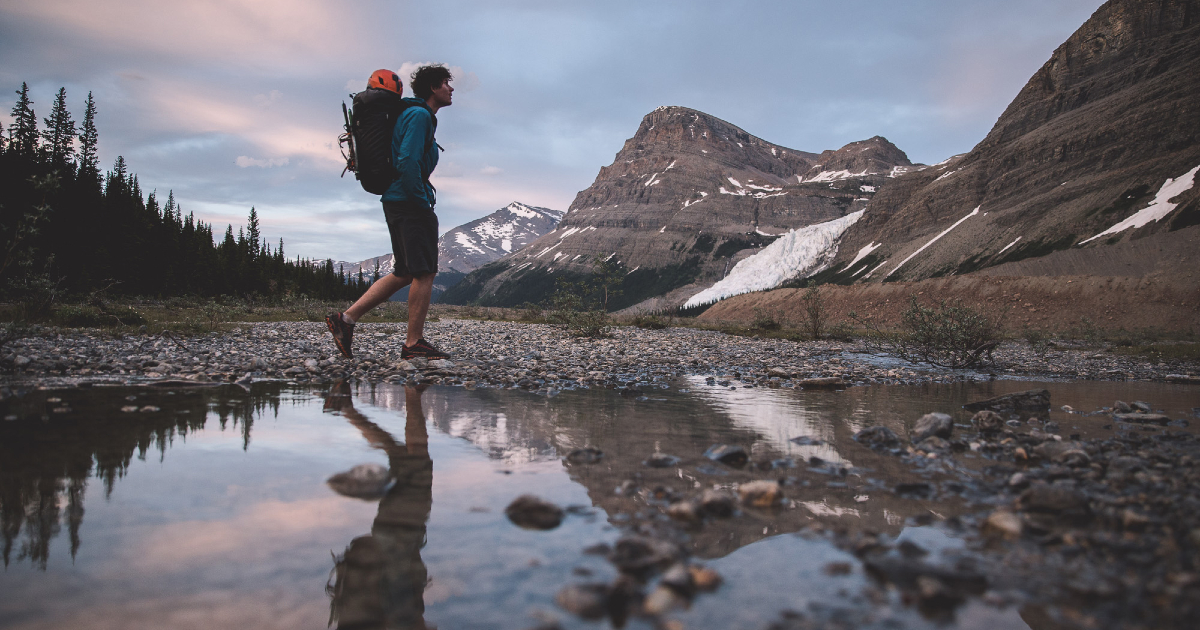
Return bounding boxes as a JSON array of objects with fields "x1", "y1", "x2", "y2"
[
  {"x1": 405, "y1": 273, "x2": 435, "y2": 347},
  {"x1": 346, "y1": 273, "x2": 413, "y2": 322}
]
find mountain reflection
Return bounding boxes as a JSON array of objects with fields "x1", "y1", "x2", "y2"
[
  {"x1": 325, "y1": 381, "x2": 431, "y2": 630},
  {"x1": 0, "y1": 382, "x2": 283, "y2": 568}
]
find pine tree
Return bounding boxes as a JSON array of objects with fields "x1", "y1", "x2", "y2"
[
  {"x1": 76, "y1": 92, "x2": 99, "y2": 185},
  {"x1": 9, "y1": 82, "x2": 39, "y2": 158},
  {"x1": 246, "y1": 207, "x2": 260, "y2": 259},
  {"x1": 41, "y1": 87, "x2": 75, "y2": 171}
]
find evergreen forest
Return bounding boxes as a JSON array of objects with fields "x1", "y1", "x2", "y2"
[{"x1": 0, "y1": 82, "x2": 368, "y2": 317}]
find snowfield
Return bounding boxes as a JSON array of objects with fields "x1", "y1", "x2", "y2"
[
  {"x1": 683, "y1": 210, "x2": 864, "y2": 308},
  {"x1": 1079, "y1": 164, "x2": 1200, "y2": 244}
]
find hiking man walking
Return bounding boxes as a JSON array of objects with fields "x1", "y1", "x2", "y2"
[{"x1": 328, "y1": 65, "x2": 454, "y2": 360}]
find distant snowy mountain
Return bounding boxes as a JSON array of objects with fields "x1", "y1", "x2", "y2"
[
  {"x1": 331, "y1": 201, "x2": 563, "y2": 302},
  {"x1": 438, "y1": 202, "x2": 564, "y2": 273}
]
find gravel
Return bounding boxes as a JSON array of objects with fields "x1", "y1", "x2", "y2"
[{"x1": 1, "y1": 319, "x2": 1197, "y2": 389}]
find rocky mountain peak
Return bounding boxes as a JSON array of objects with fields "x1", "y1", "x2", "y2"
[
  {"x1": 800, "y1": 136, "x2": 915, "y2": 182},
  {"x1": 439, "y1": 202, "x2": 563, "y2": 273}
]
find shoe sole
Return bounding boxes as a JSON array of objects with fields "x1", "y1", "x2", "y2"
[{"x1": 325, "y1": 316, "x2": 354, "y2": 359}]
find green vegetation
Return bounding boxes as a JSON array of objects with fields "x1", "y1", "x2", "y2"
[{"x1": 851, "y1": 296, "x2": 1000, "y2": 368}]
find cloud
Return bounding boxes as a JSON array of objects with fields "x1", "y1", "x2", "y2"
[
  {"x1": 236, "y1": 156, "x2": 289, "y2": 168},
  {"x1": 252, "y1": 90, "x2": 282, "y2": 106},
  {"x1": 396, "y1": 63, "x2": 480, "y2": 93},
  {"x1": 480, "y1": 165, "x2": 503, "y2": 176}
]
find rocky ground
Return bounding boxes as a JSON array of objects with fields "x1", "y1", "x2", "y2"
[{"x1": 1, "y1": 318, "x2": 1198, "y2": 391}]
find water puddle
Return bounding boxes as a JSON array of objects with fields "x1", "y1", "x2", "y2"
[{"x1": 1, "y1": 378, "x2": 1196, "y2": 629}]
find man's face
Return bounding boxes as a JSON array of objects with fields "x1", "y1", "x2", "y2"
[{"x1": 429, "y1": 79, "x2": 453, "y2": 108}]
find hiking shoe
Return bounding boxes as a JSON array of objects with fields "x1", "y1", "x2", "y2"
[
  {"x1": 401, "y1": 338, "x2": 450, "y2": 360},
  {"x1": 326, "y1": 312, "x2": 355, "y2": 359}
]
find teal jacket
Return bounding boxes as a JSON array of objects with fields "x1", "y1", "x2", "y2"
[{"x1": 382, "y1": 97, "x2": 438, "y2": 208}]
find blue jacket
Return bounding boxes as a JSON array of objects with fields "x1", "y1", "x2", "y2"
[{"x1": 382, "y1": 97, "x2": 438, "y2": 208}]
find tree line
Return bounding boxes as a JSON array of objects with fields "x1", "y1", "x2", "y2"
[{"x1": 0, "y1": 82, "x2": 368, "y2": 313}]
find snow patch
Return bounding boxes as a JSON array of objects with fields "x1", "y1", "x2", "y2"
[
  {"x1": 885, "y1": 206, "x2": 979, "y2": 278},
  {"x1": 501, "y1": 238, "x2": 513, "y2": 253},
  {"x1": 997, "y1": 236, "x2": 1021, "y2": 255},
  {"x1": 1079, "y1": 164, "x2": 1200, "y2": 244},
  {"x1": 848, "y1": 242, "x2": 881, "y2": 268},
  {"x1": 934, "y1": 168, "x2": 961, "y2": 182},
  {"x1": 860, "y1": 185, "x2": 876, "y2": 192},
  {"x1": 454, "y1": 232, "x2": 486, "y2": 255},
  {"x1": 683, "y1": 210, "x2": 864, "y2": 308},
  {"x1": 506, "y1": 202, "x2": 541, "y2": 219},
  {"x1": 727, "y1": 177, "x2": 742, "y2": 187},
  {"x1": 802, "y1": 169, "x2": 870, "y2": 183}
]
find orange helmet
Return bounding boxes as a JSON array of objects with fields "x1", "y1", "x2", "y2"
[{"x1": 367, "y1": 69, "x2": 403, "y2": 95}]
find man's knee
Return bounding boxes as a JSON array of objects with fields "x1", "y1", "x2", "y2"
[{"x1": 413, "y1": 272, "x2": 436, "y2": 284}]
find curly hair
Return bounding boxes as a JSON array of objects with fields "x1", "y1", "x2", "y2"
[{"x1": 410, "y1": 65, "x2": 453, "y2": 100}]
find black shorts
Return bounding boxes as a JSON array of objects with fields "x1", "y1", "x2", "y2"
[{"x1": 382, "y1": 200, "x2": 438, "y2": 277}]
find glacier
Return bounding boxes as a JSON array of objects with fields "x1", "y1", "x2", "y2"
[{"x1": 683, "y1": 210, "x2": 864, "y2": 308}]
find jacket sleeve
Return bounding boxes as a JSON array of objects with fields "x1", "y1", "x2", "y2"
[{"x1": 393, "y1": 108, "x2": 432, "y2": 208}]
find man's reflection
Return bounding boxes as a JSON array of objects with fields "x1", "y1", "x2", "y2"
[{"x1": 324, "y1": 381, "x2": 432, "y2": 630}]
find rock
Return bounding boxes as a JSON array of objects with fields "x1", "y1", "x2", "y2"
[
  {"x1": 1018, "y1": 486, "x2": 1091, "y2": 521},
  {"x1": 326, "y1": 463, "x2": 392, "y2": 499},
  {"x1": 915, "y1": 436, "x2": 950, "y2": 452},
  {"x1": 894, "y1": 482, "x2": 933, "y2": 498},
  {"x1": 283, "y1": 366, "x2": 305, "y2": 375},
  {"x1": 703, "y1": 444, "x2": 748, "y2": 467},
  {"x1": 138, "y1": 405, "x2": 160, "y2": 412},
  {"x1": 1131, "y1": 401, "x2": 1152, "y2": 413},
  {"x1": 911, "y1": 413, "x2": 953, "y2": 443},
  {"x1": 565, "y1": 447, "x2": 604, "y2": 464},
  {"x1": 983, "y1": 510, "x2": 1023, "y2": 539},
  {"x1": 429, "y1": 359, "x2": 455, "y2": 370},
  {"x1": 698, "y1": 489, "x2": 736, "y2": 518},
  {"x1": 1113, "y1": 412, "x2": 1170, "y2": 425},
  {"x1": 235, "y1": 372, "x2": 253, "y2": 385},
  {"x1": 120, "y1": 405, "x2": 138, "y2": 413},
  {"x1": 767, "y1": 367, "x2": 790, "y2": 377},
  {"x1": 689, "y1": 565, "x2": 722, "y2": 591},
  {"x1": 738, "y1": 480, "x2": 782, "y2": 508},
  {"x1": 971, "y1": 410, "x2": 1005, "y2": 432},
  {"x1": 1114, "y1": 400, "x2": 1133, "y2": 413},
  {"x1": 795, "y1": 377, "x2": 845, "y2": 389},
  {"x1": 666, "y1": 501, "x2": 700, "y2": 522},
  {"x1": 396, "y1": 360, "x2": 416, "y2": 371},
  {"x1": 644, "y1": 453, "x2": 680, "y2": 468},
  {"x1": 607, "y1": 536, "x2": 680, "y2": 576},
  {"x1": 643, "y1": 585, "x2": 686, "y2": 615},
  {"x1": 659, "y1": 563, "x2": 694, "y2": 595},
  {"x1": 963, "y1": 389, "x2": 1050, "y2": 416},
  {"x1": 13, "y1": 355, "x2": 30, "y2": 367},
  {"x1": 304, "y1": 358, "x2": 319, "y2": 368},
  {"x1": 854, "y1": 426, "x2": 901, "y2": 449},
  {"x1": 789, "y1": 435, "x2": 824, "y2": 446},
  {"x1": 505, "y1": 495, "x2": 565, "y2": 530},
  {"x1": 555, "y1": 583, "x2": 609, "y2": 619}
]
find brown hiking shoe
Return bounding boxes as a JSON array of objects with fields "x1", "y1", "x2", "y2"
[
  {"x1": 401, "y1": 338, "x2": 450, "y2": 360},
  {"x1": 325, "y1": 312, "x2": 355, "y2": 359}
]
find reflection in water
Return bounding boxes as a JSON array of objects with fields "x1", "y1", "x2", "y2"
[
  {"x1": 0, "y1": 383, "x2": 279, "y2": 568},
  {"x1": 324, "y1": 381, "x2": 431, "y2": 630}
]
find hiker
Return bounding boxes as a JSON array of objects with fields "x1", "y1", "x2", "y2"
[{"x1": 328, "y1": 65, "x2": 454, "y2": 360}]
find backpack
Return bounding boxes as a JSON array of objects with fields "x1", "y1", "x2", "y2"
[{"x1": 339, "y1": 89, "x2": 433, "y2": 195}]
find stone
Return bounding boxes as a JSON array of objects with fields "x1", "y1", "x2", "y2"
[
  {"x1": 698, "y1": 489, "x2": 736, "y2": 518},
  {"x1": 795, "y1": 377, "x2": 845, "y2": 389},
  {"x1": 1113, "y1": 412, "x2": 1170, "y2": 425},
  {"x1": 555, "y1": 583, "x2": 609, "y2": 619},
  {"x1": 283, "y1": 366, "x2": 305, "y2": 375},
  {"x1": 963, "y1": 389, "x2": 1050, "y2": 416},
  {"x1": 607, "y1": 536, "x2": 680, "y2": 575},
  {"x1": 505, "y1": 495, "x2": 565, "y2": 530},
  {"x1": 1019, "y1": 486, "x2": 1091, "y2": 520},
  {"x1": 1114, "y1": 400, "x2": 1133, "y2": 413},
  {"x1": 738, "y1": 480, "x2": 782, "y2": 508},
  {"x1": 644, "y1": 453, "x2": 680, "y2": 468},
  {"x1": 565, "y1": 447, "x2": 604, "y2": 464},
  {"x1": 983, "y1": 510, "x2": 1023, "y2": 539},
  {"x1": 689, "y1": 565, "x2": 722, "y2": 591},
  {"x1": 13, "y1": 355, "x2": 30, "y2": 367},
  {"x1": 789, "y1": 435, "x2": 824, "y2": 446},
  {"x1": 326, "y1": 463, "x2": 391, "y2": 499},
  {"x1": 703, "y1": 444, "x2": 748, "y2": 467},
  {"x1": 855, "y1": 426, "x2": 901, "y2": 449},
  {"x1": 911, "y1": 413, "x2": 953, "y2": 443},
  {"x1": 659, "y1": 563, "x2": 694, "y2": 595},
  {"x1": 666, "y1": 501, "x2": 700, "y2": 522},
  {"x1": 1131, "y1": 401, "x2": 1152, "y2": 413},
  {"x1": 429, "y1": 359, "x2": 455, "y2": 369},
  {"x1": 916, "y1": 436, "x2": 950, "y2": 452},
  {"x1": 971, "y1": 410, "x2": 1005, "y2": 432},
  {"x1": 767, "y1": 367, "x2": 790, "y2": 377}
]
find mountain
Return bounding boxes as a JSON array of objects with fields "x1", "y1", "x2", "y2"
[
  {"x1": 812, "y1": 0, "x2": 1200, "y2": 285},
  {"x1": 332, "y1": 201, "x2": 563, "y2": 302},
  {"x1": 440, "y1": 107, "x2": 916, "y2": 309},
  {"x1": 438, "y1": 202, "x2": 564, "y2": 273}
]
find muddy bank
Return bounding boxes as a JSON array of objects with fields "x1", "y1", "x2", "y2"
[{"x1": 698, "y1": 274, "x2": 1200, "y2": 333}]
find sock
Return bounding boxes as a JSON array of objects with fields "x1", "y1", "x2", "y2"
[{"x1": 341, "y1": 313, "x2": 356, "y2": 325}]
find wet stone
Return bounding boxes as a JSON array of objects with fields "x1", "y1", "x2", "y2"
[
  {"x1": 698, "y1": 489, "x2": 736, "y2": 518},
  {"x1": 555, "y1": 583, "x2": 609, "y2": 619},
  {"x1": 644, "y1": 453, "x2": 681, "y2": 468},
  {"x1": 607, "y1": 536, "x2": 680, "y2": 576},
  {"x1": 971, "y1": 410, "x2": 1005, "y2": 432},
  {"x1": 326, "y1": 463, "x2": 391, "y2": 499},
  {"x1": 911, "y1": 412, "x2": 953, "y2": 443},
  {"x1": 794, "y1": 377, "x2": 845, "y2": 389},
  {"x1": 565, "y1": 447, "x2": 604, "y2": 464},
  {"x1": 854, "y1": 426, "x2": 900, "y2": 450},
  {"x1": 703, "y1": 444, "x2": 748, "y2": 467},
  {"x1": 1113, "y1": 412, "x2": 1171, "y2": 425},
  {"x1": 505, "y1": 495, "x2": 565, "y2": 530},
  {"x1": 737, "y1": 480, "x2": 782, "y2": 508},
  {"x1": 964, "y1": 388, "x2": 1051, "y2": 416}
]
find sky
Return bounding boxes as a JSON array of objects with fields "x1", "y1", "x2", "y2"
[{"x1": 0, "y1": 0, "x2": 1105, "y2": 263}]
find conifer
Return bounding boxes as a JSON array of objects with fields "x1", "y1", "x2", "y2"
[
  {"x1": 41, "y1": 87, "x2": 75, "y2": 171},
  {"x1": 9, "y1": 82, "x2": 39, "y2": 158},
  {"x1": 76, "y1": 92, "x2": 99, "y2": 184}
]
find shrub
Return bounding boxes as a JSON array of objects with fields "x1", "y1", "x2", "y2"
[
  {"x1": 852, "y1": 296, "x2": 999, "y2": 369},
  {"x1": 751, "y1": 307, "x2": 781, "y2": 331},
  {"x1": 800, "y1": 285, "x2": 826, "y2": 340},
  {"x1": 631, "y1": 314, "x2": 668, "y2": 330},
  {"x1": 546, "y1": 279, "x2": 611, "y2": 337}
]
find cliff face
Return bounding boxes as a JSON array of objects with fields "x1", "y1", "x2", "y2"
[
  {"x1": 826, "y1": 0, "x2": 1200, "y2": 284},
  {"x1": 441, "y1": 106, "x2": 914, "y2": 309},
  {"x1": 437, "y1": 202, "x2": 563, "y2": 274}
]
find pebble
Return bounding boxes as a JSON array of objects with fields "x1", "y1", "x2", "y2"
[
  {"x1": 703, "y1": 444, "x2": 748, "y2": 467},
  {"x1": 1, "y1": 320, "x2": 1193, "y2": 390},
  {"x1": 505, "y1": 495, "x2": 565, "y2": 530},
  {"x1": 738, "y1": 480, "x2": 783, "y2": 508},
  {"x1": 911, "y1": 412, "x2": 953, "y2": 443}
]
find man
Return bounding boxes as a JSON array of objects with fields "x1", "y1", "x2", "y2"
[{"x1": 328, "y1": 65, "x2": 454, "y2": 360}]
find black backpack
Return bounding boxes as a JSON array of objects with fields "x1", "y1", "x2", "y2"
[{"x1": 339, "y1": 89, "x2": 434, "y2": 195}]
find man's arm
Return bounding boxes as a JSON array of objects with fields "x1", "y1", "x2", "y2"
[{"x1": 393, "y1": 108, "x2": 433, "y2": 208}]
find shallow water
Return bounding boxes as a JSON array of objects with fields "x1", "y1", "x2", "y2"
[{"x1": 0, "y1": 378, "x2": 1196, "y2": 629}]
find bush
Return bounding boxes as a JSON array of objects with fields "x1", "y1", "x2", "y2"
[
  {"x1": 631, "y1": 314, "x2": 668, "y2": 330},
  {"x1": 546, "y1": 279, "x2": 611, "y2": 337},
  {"x1": 54, "y1": 303, "x2": 146, "y2": 328},
  {"x1": 800, "y1": 286, "x2": 826, "y2": 340},
  {"x1": 751, "y1": 307, "x2": 781, "y2": 331},
  {"x1": 852, "y1": 296, "x2": 999, "y2": 369}
]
